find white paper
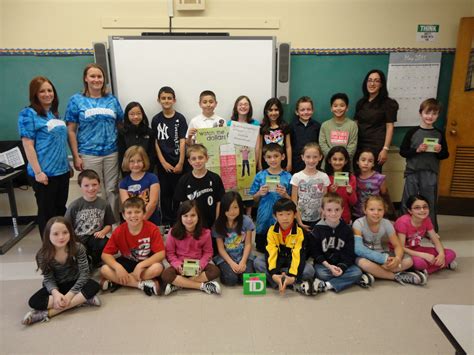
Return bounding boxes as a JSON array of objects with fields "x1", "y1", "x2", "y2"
[
  {"x1": 227, "y1": 121, "x2": 260, "y2": 148},
  {"x1": 0, "y1": 147, "x2": 25, "y2": 168}
]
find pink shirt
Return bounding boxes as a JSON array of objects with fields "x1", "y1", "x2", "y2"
[
  {"x1": 394, "y1": 214, "x2": 434, "y2": 248},
  {"x1": 165, "y1": 228, "x2": 213, "y2": 270}
]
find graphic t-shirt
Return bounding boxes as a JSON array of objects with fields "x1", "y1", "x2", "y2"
[
  {"x1": 290, "y1": 170, "x2": 330, "y2": 222},
  {"x1": 151, "y1": 111, "x2": 188, "y2": 165},
  {"x1": 394, "y1": 214, "x2": 434, "y2": 248},
  {"x1": 353, "y1": 172, "x2": 386, "y2": 218},
  {"x1": 212, "y1": 215, "x2": 255, "y2": 264}
]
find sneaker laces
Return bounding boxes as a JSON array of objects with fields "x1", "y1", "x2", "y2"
[
  {"x1": 140, "y1": 280, "x2": 157, "y2": 296},
  {"x1": 396, "y1": 272, "x2": 420, "y2": 285}
]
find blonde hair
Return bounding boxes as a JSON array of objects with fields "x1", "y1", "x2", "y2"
[
  {"x1": 321, "y1": 192, "x2": 343, "y2": 208},
  {"x1": 363, "y1": 195, "x2": 387, "y2": 211},
  {"x1": 122, "y1": 145, "x2": 150, "y2": 172},
  {"x1": 187, "y1": 143, "x2": 208, "y2": 158}
]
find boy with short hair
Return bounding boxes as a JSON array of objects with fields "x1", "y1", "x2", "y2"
[
  {"x1": 253, "y1": 198, "x2": 315, "y2": 295},
  {"x1": 186, "y1": 90, "x2": 225, "y2": 144},
  {"x1": 249, "y1": 143, "x2": 292, "y2": 253},
  {"x1": 174, "y1": 144, "x2": 225, "y2": 229},
  {"x1": 65, "y1": 169, "x2": 115, "y2": 268},
  {"x1": 151, "y1": 86, "x2": 188, "y2": 226},
  {"x1": 400, "y1": 98, "x2": 449, "y2": 232},
  {"x1": 100, "y1": 197, "x2": 165, "y2": 296},
  {"x1": 309, "y1": 192, "x2": 362, "y2": 293}
]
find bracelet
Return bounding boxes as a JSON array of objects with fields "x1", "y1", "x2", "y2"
[{"x1": 383, "y1": 146, "x2": 389, "y2": 151}]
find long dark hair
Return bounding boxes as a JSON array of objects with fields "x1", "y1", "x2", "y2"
[
  {"x1": 171, "y1": 200, "x2": 203, "y2": 240},
  {"x1": 353, "y1": 148, "x2": 377, "y2": 176},
  {"x1": 356, "y1": 69, "x2": 389, "y2": 110},
  {"x1": 214, "y1": 191, "x2": 244, "y2": 237},
  {"x1": 36, "y1": 217, "x2": 79, "y2": 275},
  {"x1": 123, "y1": 101, "x2": 150, "y2": 133},
  {"x1": 261, "y1": 97, "x2": 287, "y2": 135},
  {"x1": 29, "y1": 76, "x2": 59, "y2": 117},
  {"x1": 324, "y1": 146, "x2": 351, "y2": 176},
  {"x1": 231, "y1": 95, "x2": 253, "y2": 123}
]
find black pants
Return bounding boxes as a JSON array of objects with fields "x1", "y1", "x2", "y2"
[
  {"x1": 156, "y1": 165, "x2": 183, "y2": 225},
  {"x1": 82, "y1": 235, "x2": 109, "y2": 267},
  {"x1": 29, "y1": 172, "x2": 70, "y2": 238},
  {"x1": 28, "y1": 279, "x2": 99, "y2": 310}
]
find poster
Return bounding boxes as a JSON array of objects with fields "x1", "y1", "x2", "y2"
[{"x1": 196, "y1": 127, "x2": 256, "y2": 201}]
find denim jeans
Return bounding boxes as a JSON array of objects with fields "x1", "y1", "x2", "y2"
[
  {"x1": 354, "y1": 237, "x2": 388, "y2": 265},
  {"x1": 217, "y1": 258, "x2": 254, "y2": 286},
  {"x1": 314, "y1": 263, "x2": 362, "y2": 292},
  {"x1": 253, "y1": 255, "x2": 315, "y2": 288}
]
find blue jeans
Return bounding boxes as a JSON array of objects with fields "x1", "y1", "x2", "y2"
[
  {"x1": 253, "y1": 255, "x2": 315, "y2": 288},
  {"x1": 217, "y1": 258, "x2": 254, "y2": 286},
  {"x1": 354, "y1": 237, "x2": 388, "y2": 265},
  {"x1": 314, "y1": 264, "x2": 362, "y2": 292}
]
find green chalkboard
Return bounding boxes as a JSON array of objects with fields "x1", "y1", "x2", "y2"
[{"x1": 0, "y1": 53, "x2": 454, "y2": 146}]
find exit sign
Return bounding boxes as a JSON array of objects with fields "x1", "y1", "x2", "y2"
[{"x1": 417, "y1": 24, "x2": 439, "y2": 42}]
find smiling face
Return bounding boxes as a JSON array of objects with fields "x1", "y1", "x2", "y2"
[
  {"x1": 158, "y1": 92, "x2": 176, "y2": 111},
  {"x1": 366, "y1": 72, "x2": 382, "y2": 97},
  {"x1": 36, "y1": 81, "x2": 54, "y2": 110},
  {"x1": 264, "y1": 150, "x2": 284, "y2": 170},
  {"x1": 129, "y1": 153, "x2": 145, "y2": 174},
  {"x1": 331, "y1": 99, "x2": 348, "y2": 120},
  {"x1": 237, "y1": 98, "x2": 250, "y2": 117},
  {"x1": 182, "y1": 207, "x2": 199, "y2": 233},
  {"x1": 322, "y1": 201, "x2": 343, "y2": 225},
  {"x1": 49, "y1": 222, "x2": 71, "y2": 248},
  {"x1": 80, "y1": 177, "x2": 100, "y2": 201},
  {"x1": 420, "y1": 108, "x2": 439, "y2": 128},
  {"x1": 84, "y1": 67, "x2": 105, "y2": 95},
  {"x1": 127, "y1": 106, "x2": 144, "y2": 126},
  {"x1": 329, "y1": 152, "x2": 347, "y2": 172},
  {"x1": 199, "y1": 95, "x2": 217, "y2": 117},
  {"x1": 364, "y1": 199, "x2": 385, "y2": 224},
  {"x1": 225, "y1": 200, "x2": 241, "y2": 223},
  {"x1": 296, "y1": 102, "x2": 313, "y2": 123},
  {"x1": 267, "y1": 104, "x2": 280, "y2": 123},
  {"x1": 123, "y1": 206, "x2": 145, "y2": 228},
  {"x1": 302, "y1": 147, "x2": 322, "y2": 170},
  {"x1": 188, "y1": 151, "x2": 208, "y2": 172},
  {"x1": 409, "y1": 199, "x2": 430, "y2": 221}
]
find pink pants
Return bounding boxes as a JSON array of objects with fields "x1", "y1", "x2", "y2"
[{"x1": 410, "y1": 246, "x2": 456, "y2": 274}]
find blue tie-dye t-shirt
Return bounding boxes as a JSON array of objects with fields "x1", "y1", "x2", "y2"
[
  {"x1": 249, "y1": 169, "x2": 292, "y2": 234},
  {"x1": 18, "y1": 107, "x2": 69, "y2": 177},
  {"x1": 65, "y1": 93, "x2": 123, "y2": 156}
]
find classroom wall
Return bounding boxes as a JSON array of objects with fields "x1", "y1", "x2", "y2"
[{"x1": 1, "y1": 0, "x2": 472, "y2": 48}]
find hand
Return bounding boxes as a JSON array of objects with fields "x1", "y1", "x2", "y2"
[
  {"x1": 173, "y1": 162, "x2": 183, "y2": 174},
  {"x1": 434, "y1": 144, "x2": 442, "y2": 153},
  {"x1": 35, "y1": 172, "x2": 49, "y2": 185},
  {"x1": 299, "y1": 222, "x2": 311, "y2": 232},
  {"x1": 330, "y1": 183, "x2": 338, "y2": 192},
  {"x1": 116, "y1": 265, "x2": 130, "y2": 285},
  {"x1": 63, "y1": 292, "x2": 74, "y2": 308},
  {"x1": 230, "y1": 261, "x2": 241, "y2": 274},
  {"x1": 162, "y1": 161, "x2": 174, "y2": 173},
  {"x1": 377, "y1": 149, "x2": 388, "y2": 165},
  {"x1": 384, "y1": 256, "x2": 400, "y2": 271},
  {"x1": 346, "y1": 184, "x2": 353, "y2": 194},
  {"x1": 328, "y1": 264, "x2": 342, "y2": 277},
  {"x1": 434, "y1": 253, "x2": 445, "y2": 267},
  {"x1": 258, "y1": 185, "x2": 269, "y2": 197},
  {"x1": 94, "y1": 230, "x2": 107, "y2": 239},
  {"x1": 275, "y1": 184, "x2": 288, "y2": 197},
  {"x1": 282, "y1": 275, "x2": 295, "y2": 288},
  {"x1": 52, "y1": 291, "x2": 66, "y2": 310},
  {"x1": 237, "y1": 260, "x2": 247, "y2": 274},
  {"x1": 188, "y1": 128, "x2": 198, "y2": 138},
  {"x1": 73, "y1": 156, "x2": 84, "y2": 171},
  {"x1": 416, "y1": 143, "x2": 428, "y2": 153},
  {"x1": 132, "y1": 263, "x2": 146, "y2": 281},
  {"x1": 177, "y1": 265, "x2": 184, "y2": 275},
  {"x1": 272, "y1": 274, "x2": 284, "y2": 291},
  {"x1": 421, "y1": 252, "x2": 436, "y2": 264}
]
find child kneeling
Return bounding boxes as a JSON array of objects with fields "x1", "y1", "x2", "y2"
[{"x1": 100, "y1": 197, "x2": 165, "y2": 296}]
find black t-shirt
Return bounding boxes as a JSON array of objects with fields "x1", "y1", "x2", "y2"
[
  {"x1": 354, "y1": 97, "x2": 398, "y2": 153},
  {"x1": 173, "y1": 170, "x2": 225, "y2": 228},
  {"x1": 151, "y1": 111, "x2": 188, "y2": 165}
]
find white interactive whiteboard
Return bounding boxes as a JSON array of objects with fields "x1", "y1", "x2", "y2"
[{"x1": 109, "y1": 36, "x2": 276, "y2": 123}]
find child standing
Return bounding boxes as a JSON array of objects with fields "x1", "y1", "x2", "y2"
[
  {"x1": 289, "y1": 96, "x2": 321, "y2": 173},
  {"x1": 65, "y1": 169, "x2": 115, "y2": 268},
  {"x1": 353, "y1": 196, "x2": 423, "y2": 286},
  {"x1": 353, "y1": 148, "x2": 395, "y2": 220},
  {"x1": 151, "y1": 86, "x2": 188, "y2": 226},
  {"x1": 101, "y1": 197, "x2": 165, "y2": 296},
  {"x1": 290, "y1": 142, "x2": 330, "y2": 231},
  {"x1": 309, "y1": 193, "x2": 362, "y2": 293},
  {"x1": 253, "y1": 198, "x2": 315, "y2": 295},
  {"x1": 186, "y1": 90, "x2": 225, "y2": 144},
  {"x1": 250, "y1": 143, "x2": 292, "y2": 253},
  {"x1": 118, "y1": 102, "x2": 156, "y2": 174},
  {"x1": 400, "y1": 98, "x2": 449, "y2": 231},
  {"x1": 395, "y1": 194, "x2": 457, "y2": 275},
  {"x1": 174, "y1": 144, "x2": 225, "y2": 229},
  {"x1": 213, "y1": 192, "x2": 255, "y2": 286},
  {"x1": 325, "y1": 146, "x2": 357, "y2": 224},
  {"x1": 319, "y1": 93, "x2": 358, "y2": 168},
  {"x1": 257, "y1": 98, "x2": 292, "y2": 172},
  {"x1": 22, "y1": 217, "x2": 100, "y2": 325},
  {"x1": 228, "y1": 95, "x2": 260, "y2": 127},
  {"x1": 162, "y1": 200, "x2": 221, "y2": 295},
  {"x1": 119, "y1": 146, "x2": 160, "y2": 226}
]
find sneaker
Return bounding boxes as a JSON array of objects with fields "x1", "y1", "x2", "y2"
[
  {"x1": 164, "y1": 283, "x2": 181, "y2": 296},
  {"x1": 313, "y1": 278, "x2": 327, "y2": 293},
  {"x1": 394, "y1": 271, "x2": 422, "y2": 285},
  {"x1": 200, "y1": 281, "x2": 221, "y2": 295},
  {"x1": 359, "y1": 272, "x2": 375, "y2": 288},
  {"x1": 138, "y1": 280, "x2": 159, "y2": 296},
  {"x1": 294, "y1": 281, "x2": 313, "y2": 296},
  {"x1": 447, "y1": 260, "x2": 458, "y2": 270},
  {"x1": 21, "y1": 310, "x2": 49, "y2": 325},
  {"x1": 413, "y1": 270, "x2": 428, "y2": 285},
  {"x1": 85, "y1": 295, "x2": 101, "y2": 307},
  {"x1": 100, "y1": 279, "x2": 120, "y2": 292}
]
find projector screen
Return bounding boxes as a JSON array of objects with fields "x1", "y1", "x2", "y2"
[{"x1": 109, "y1": 36, "x2": 276, "y2": 124}]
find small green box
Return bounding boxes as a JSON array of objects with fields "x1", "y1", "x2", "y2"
[
  {"x1": 182, "y1": 259, "x2": 200, "y2": 277},
  {"x1": 243, "y1": 273, "x2": 266, "y2": 295}
]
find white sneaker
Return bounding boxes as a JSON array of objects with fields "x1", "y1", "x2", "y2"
[
  {"x1": 164, "y1": 283, "x2": 181, "y2": 296},
  {"x1": 447, "y1": 260, "x2": 458, "y2": 270},
  {"x1": 200, "y1": 281, "x2": 221, "y2": 295}
]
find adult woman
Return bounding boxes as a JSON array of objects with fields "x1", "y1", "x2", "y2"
[
  {"x1": 18, "y1": 77, "x2": 70, "y2": 238},
  {"x1": 65, "y1": 64, "x2": 123, "y2": 219},
  {"x1": 354, "y1": 69, "x2": 399, "y2": 171}
]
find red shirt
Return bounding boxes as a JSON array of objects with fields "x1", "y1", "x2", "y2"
[
  {"x1": 328, "y1": 174, "x2": 357, "y2": 224},
  {"x1": 103, "y1": 220, "x2": 165, "y2": 262}
]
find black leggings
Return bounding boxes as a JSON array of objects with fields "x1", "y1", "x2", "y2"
[{"x1": 28, "y1": 279, "x2": 99, "y2": 310}]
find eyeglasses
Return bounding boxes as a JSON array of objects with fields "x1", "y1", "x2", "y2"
[
  {"x1": 412, "y1": 205, "x2": 429, "y2": 211},
  {"x1": 367, "y1": 79, "x2": 381, "y2": 84}
]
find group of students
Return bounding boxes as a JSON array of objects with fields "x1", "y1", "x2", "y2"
[{"x1": 20, "y1": 65, "x2": 457, "y2": 326}]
